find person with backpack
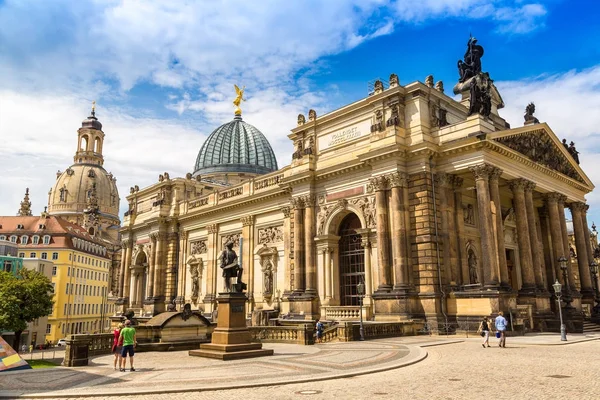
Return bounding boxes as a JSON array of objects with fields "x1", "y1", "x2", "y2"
[{"x1": 315, "y1": 319, "x2": 324, "y2": 343}]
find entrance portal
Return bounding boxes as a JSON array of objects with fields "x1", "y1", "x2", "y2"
[{"x1": 338, "y1": 213, "x2": 364, "y2": 306}]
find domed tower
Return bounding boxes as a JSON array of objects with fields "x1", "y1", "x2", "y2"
[
  {"x1": 193, "y1": 86, "x2": 278, "y2": 184},
  {"x1": 48, "y1": 103, "x2": 120, "y2": 243}
]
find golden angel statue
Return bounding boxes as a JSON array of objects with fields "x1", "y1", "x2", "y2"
[{"x1": 233, "y1": 84, "x2": 245, "y2": 115}]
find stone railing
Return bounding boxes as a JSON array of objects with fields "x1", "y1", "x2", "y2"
[
  {"x1": 322, "y1": 306, "x2": 361, "y2": 320},
  {"x1": 218, "y1": 187, "x2": 244, "y2": 201},
  {"x1": 64, "y1": 333, "x2": 113, "y2": 367},
  {"x1": 254, "y1": 174, "x2": 284, "y2": 191},
  {"x1": 321, "y1": 324, "x2": 339, "y2": 343},
  {"x1": 337, "y1": 321, "x2": 420, "y2": 342},
  {"x1": 249, "y1": 325, "x2": 314, "y2": 345}
]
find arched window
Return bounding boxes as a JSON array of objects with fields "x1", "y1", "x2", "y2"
[
  {"x1": 94, "y1": 137, "x2": 101, "y2": 153},
  {"x1": 43, "y1": 235, "x2": 51, "y2": 245},
  {"x1": 10, "y1": 235, "x2": 17, "y2": 243},
  {"x1": 32, "y1": 236, "x2": 40, "y2": 244},
  {"x1": 0, "y1": 235, "x2": 6, "y2": 241},
  {"x1": 21, "y1": 235, "x2": 28, "y2": 244},
  {"x1": 81, "y1": 135, "x2": 89, "y2": 151}
]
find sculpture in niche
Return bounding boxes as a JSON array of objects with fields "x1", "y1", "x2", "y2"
[
  {"x1": 464, "y1": 204, "x2": 475, "y2": 225},
  {"x1": 297, "y1": 113, "x2": 306, "y2": 126},
  {"x1": 88, "y1": 169, "x2": 96, "y2": 178},
  {"x1": 317, "y1": 204, "x2": 330, "y2": 235},
  {"x1": 457, "y1": 36, "x2": 484, "y2": 83},
  {"x1": 190, "y1": 240, "x2": 207, "y2": 255},
  {"x1": 257, "y1": 244, "x2": 277, "y2": 302},
  {"x1": 258, "y1": 226, "x2": 283, "y2": 244},
  {"x1": 524, "y1": 102, "x2": 540, "y2": 125},
  {"x1": 262, "y1": 259, "x2": 273, "y2": 295},
  {"x1": 219, "y1": 241, "x2": 245, "y2": 292},
  {"x1": 468, "y1": 248, "x2": 479, "y2": 284},
  {"x1": 189, "y1": 262, "x2": 200, "y2": 301},
  {"x1": 494, "y1": 132, "x2": 583, "y2": 182}
]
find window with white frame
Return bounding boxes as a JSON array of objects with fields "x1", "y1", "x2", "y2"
[
  {"x1": 52, "y1": 266, "x2": 57, "y2": 276},
  {"x1": 43, "y1": 235, "x2": 51, "y2": 244},
  {"x1": 21, "y1": 235, "x2": 28, "y2": 244},
  {"x1": 18, "y1": 252, "x2": 25, "y2": 258},
  {"x1": 41, "y1": 252, "x2": 48, "y2": 260},
  {"x1": 32, "y1": 236, "x2": 40, "y2": 245},
  {"x1": 52, "y1": 252, "x2": 58, "y2": 260},
  {"x1": 0, "y1": 235, "x2": 5, "y2": 241},
  {"x1": 10, "y1": 235, "x2": 17, "y2": 243},
  {"x1": 29, "y1": 252, "x2": 36, "y2": 258}
]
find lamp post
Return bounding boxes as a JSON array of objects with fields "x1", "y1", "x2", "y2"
[
  {"x1": 552, "y1": 280, "x2": 567, "y2": 341},
  {"x1": 590, "y1": 261, "x2": 600, "y2": 315},
  {"x1": 558, "y1": 256, "x2": 573, "y2": 308},
  {"x1": 357, "y1": 281, "x2": 365, "y2": 341}
]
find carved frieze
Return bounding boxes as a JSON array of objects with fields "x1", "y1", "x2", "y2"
[
  {"x1": 494, "y1": 131, "x2": 584, "y2": 183},
  {"x1": 221, "y1": 233, "x2": 241, "y2": 249},
  {"x1": 350, "y1": 196, "x2": 376, "y2": 228},
  {"x1": 258, "y1": 226, "x2": 284, "y2": 244},
  {"x1": 190, "y1": 240, "x2": 207, "y2": 255}
]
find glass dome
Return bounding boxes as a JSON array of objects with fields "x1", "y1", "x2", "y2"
[{"x1": 193, "y1": 115, "x2": 278, "y2": 177}]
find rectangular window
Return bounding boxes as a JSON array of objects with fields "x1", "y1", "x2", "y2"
[
  {"x1": 18, "y1": 252, "x2": 25, "y2": 258},
  {"x1": 68, "y1": 267, "x2": 71, "y2": 276},
  {"x1": 52, "y1": 252, "x2": 59, "y2": 260},
  {"x1": 52, "y1": 266, "x2": 57, "y2": 276},
  {"x1": 64, "y1": 304, "x2": 67, "y2": 315},
  {"x1": 41, "y1": 252, "x2": 47, "y2": 260},
  {"x1": 69, "y1": 253, "x2": 72, "y2": 261},
  {"x1": 30, "y1": 252, "x2": 36, "y2": 258},
  {"x1": 77, "y1": 255, "x2": 80, "y2": 263},
  {"x1": 76, "y1": 269, "x2": 79, "y2": 278},
  {"x1": 46, "y1": 324, "x2": 51, "y2": 334},
  {"x1": 66, "y1": 283, "x2": 70, "y2": 294}
]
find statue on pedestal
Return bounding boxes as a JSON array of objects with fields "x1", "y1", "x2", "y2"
[
  {"x1": 457, "y1": 36, "x2": 484, "y2": 83},
  {"x1": 220, "y1": 241, "x2": 246, "y2": 292}
]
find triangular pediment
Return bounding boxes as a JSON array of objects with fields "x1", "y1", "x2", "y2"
[{"x1": 489, "y1": 124, "x2": 592, "y2": 188}]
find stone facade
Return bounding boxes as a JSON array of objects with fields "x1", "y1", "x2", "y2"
[{"x1": 117, "y1": 75, "x2": 595, "y2": 331}]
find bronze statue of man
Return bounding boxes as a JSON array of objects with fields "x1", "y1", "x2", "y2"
[{"x1": 219, "y1": 241, "x2": 245, "y2": 292}]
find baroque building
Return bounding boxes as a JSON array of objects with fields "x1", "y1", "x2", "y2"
[
  {"x1": 47, "y1": 104, "x2": 122, "y2": 295},
  {"x1": 117, "y1": 39, "x2": 596, "y2": 332}
]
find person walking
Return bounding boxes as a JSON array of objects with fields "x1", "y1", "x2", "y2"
[
  {"x1": 119, "y1": 320, "x2": 137, "y2": 372},
  {"x1": 112, "y1": 323, "x2": 123, "y2": 370},
  {"x1": 315, "y1": 319, "x2": 324, "y2": 343},
  {"x1": 495, "y1": 311, "x2": 507, "y2": 348},
  {"x1": 477, "y1": 316, "x2": 491, "y2": 348}
]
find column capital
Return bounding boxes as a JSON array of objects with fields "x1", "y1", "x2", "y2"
[
  {"x1": 240, "y1": 215, "x2": 255, "y2": 226},
  {"x1": 149, "y1": 233, "x2": 158, "y2": 242},
  {"x1": 290, "y1": 196, "x2": 305, "y2": 209},
  {"x1": 570, "y1": 201, "x2": 587, "y2": 213},
  {"x1": 488, "y1": 167, "x2": 503, "y2": 182},
  {"x1": 544, "y1": 192, "x2": 562, "y2": 204},
  {"x1": 281, "y1": 206, "x2": 291, "y2": 218},
  {"x1": 558, "y1": 194, "x2": 568, "y2": 205},
  {"x1": 367, "y1": 175, "x2": 389, "y2": 192},
  {"x1": 207, "y1": 224, "x2": 218, "y2": 234},
  {"x1": 388, "y1": 172, "x2": 409, "y2": 188},
  {"x1": 121, "y1": 239, "x2": 133, "y2": 248},
  {"x1": 524, "y1": 181, "x2": 537, "y2": 192},
  {"x1": 299, "y1": 194, "x2": 316, "y2": 207},
  {"x1": 453, "y1": 176, "x2": 464, "y2": 189},
  {"x1": 469, "y1": 163, "x2": 494, "y2": 180},
  {"x1": 508, "y1": 178, "x2": 529, "y2": 192},
  {"x1": 434, "y1": 172, "x2": 454, "y2": 188}
]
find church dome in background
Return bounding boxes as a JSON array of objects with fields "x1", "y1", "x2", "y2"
[{"x1": 193, "y1": 115, "x2": 278, "y2": 178}]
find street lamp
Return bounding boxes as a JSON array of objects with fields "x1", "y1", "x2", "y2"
[
  {"x1": 589, "y1": 261, "x2": 600, "y2": 314},
  {"x1": 552, "y1": 280, "x2": 567, "y2": 341},
  {"x1": 558, "y1": 256, "x2": 573, "y2": 308},
  {"x1": 357, "y1": 281, "x2": 365, "y2": 341}
]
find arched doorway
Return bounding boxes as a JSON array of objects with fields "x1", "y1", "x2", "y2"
[{"x1": 338, "y1": 213, "x2": 364, "y2": 306}]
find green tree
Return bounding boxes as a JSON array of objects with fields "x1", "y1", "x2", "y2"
[{"x1": 0, "y1": 269, "x2": 54, "y2": 349}]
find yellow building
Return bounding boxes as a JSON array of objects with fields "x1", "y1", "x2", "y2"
[{"x1": 0, "y1": 213, "x2": 113, "y2": 343}]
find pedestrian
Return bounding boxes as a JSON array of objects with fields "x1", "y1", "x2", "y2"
[
  {"x1": 315, "y1": 319, "x2": 324, "y2": 343},
  {"x1": 119, "y1": 320, "x2": 137, "y2": 372},
  {"x1": 477, "y1": 316, "x2": 491, "y2": 348},
  {"x1": 495, "y1": 311, "x2": 507, "y2": 348},
  {"x1": 112, "y1": 323, "x2": 123, "y2": 371}
]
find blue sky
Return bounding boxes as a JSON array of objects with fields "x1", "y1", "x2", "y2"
[{"x1": 1, "y1": 0, "x2": 599, "y2": 225}]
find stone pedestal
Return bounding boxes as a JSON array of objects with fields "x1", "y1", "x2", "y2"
[{"x1": 189, "y1": 292, "x2": 273, "y2": 360}]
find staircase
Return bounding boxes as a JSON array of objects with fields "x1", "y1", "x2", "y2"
[{"x1": 582, "y1": 320, "x2": 600, "y2": 334}]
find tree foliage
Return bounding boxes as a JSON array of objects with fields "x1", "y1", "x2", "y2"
[{"x1": 0, "y1": 269, "x2": 54, "y2": 335}]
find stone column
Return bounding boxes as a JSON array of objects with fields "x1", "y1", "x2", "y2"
[
  {"x1": 538, "y1": 207, "x2": 556, "y2": 288},
  {"x1": 122, "y1": 241, "x2": 133, "y2": 300},
  {"x1": 147, "y1": 234, "x2": 157, "y2": 298},
  {"x1": 389, "y1": 172, "x2": 410, "y2": 292},
  {"x1": 489, "y1": 168, "x2": 510, "y2": 289},
  {"x1": 570, "y1": 202, "x2": 593, "y2": 296},
  {"x1": 371, "y1": 175, "x2": 392, "y2": 292},
  {"x1": 118, "y1": 241, "x2": 127, "y2": 298},
  {"x1": 582, "y1": 205, "x2": 595, "y2": 271},
  {"x1": 545, "y1": 194, "x2": 567, "y2": 285},
  {"x1": 454, "y1": 177, "x2": 468, "y2": 286},
  {"x1": 558, "y1": 196, "x2": 577, "y2": 290},
  {"x1": 203, "y1": 224, "x2": 218, "y2": 307},
  {"x1": 509, "y1": 179, "x2": 535, "y2": 293},
  {"x1": 152, "y1": 234, "x2": 164, "y2": 300},
  {"x1": 434, "y1": 173, "x2": 452, "y2": 286},
  {"x1": 136, "y1": 271, "x2": 143, "y2": 306},
  {"x1": 304, "y1": 195, "x2": 317, "y2": 296},
  {"x1": 292, "y1": 197, "x2": 305, "y2": 292},
  {"x1": 324, "y1": 247, "x2": 333, "y2": 301},
  {"x1": 470, "y1": 164, "x2": 499, "y2": 288},
  {"x1": 176, "y1": 231, "x2": 188, "y2": 303},
  {"x1": 241, "y1": 216, "x2": 254, "y2": 301},
  {"x1": 281, "y1": 207, "x2": 292, "y2": 293},
  {"x1": 164, "y1": 232, "x2": 179, "y2": 303},
  {"x1": 524, "y1": 182, "x2": 545, "y2": 291},
  {"x1": 446, "y1": 176, "x2": 459, "y2": 286}
]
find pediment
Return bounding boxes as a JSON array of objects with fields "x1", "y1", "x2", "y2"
[{"x1": 489, "y1": 124, "x2": 591, "y2": 187}]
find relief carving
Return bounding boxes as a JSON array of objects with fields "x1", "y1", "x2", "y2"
[
  {"x1": 258, "y1": 226, "x2": 284, "y2": 244},
  {"x1": 221, "y1": 233, "x2": 241, "y2": 249},
  {"x1": 190, "y1": 240, "x2": 207, "y2": 255}
]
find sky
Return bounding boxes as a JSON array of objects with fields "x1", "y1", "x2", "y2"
[{"x1": 1, "y1": 0, "x2": 599, "y2": 225}]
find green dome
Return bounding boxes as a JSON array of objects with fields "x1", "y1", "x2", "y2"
[{"x1": 193, "y1": 115, "x2": 278, "y2": 177}]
